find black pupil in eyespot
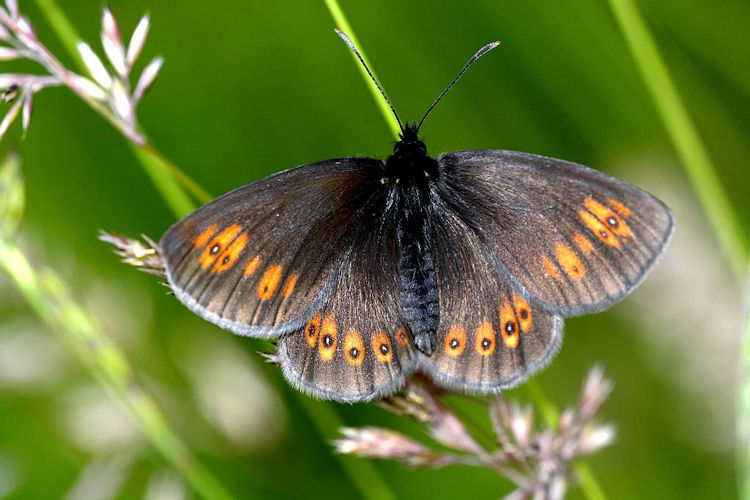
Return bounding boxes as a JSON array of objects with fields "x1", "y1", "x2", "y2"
[
  {"x1": 323, "y1": 335, "x2": 333, "y2": 347},
  {"x1": 505, "y1": 322, "x2": 515, "y2": 334},
  {"x1": 607, "y1": 216, "x2": 618, "y2": 227},
  {"x1": 210, "y1": 245, "x2": 219, "y2": 254},
  {"x1": 450, "y1": 339, "x2": 459, "y2": 349},
  {"x1": 350, "y1": 347, "x2": 359, "y2": 358},
  {"x1": 308, "y1": 324, "x2": 316, "y2": 336},
  {"x1": 222, "y1": 256, "x2": 230, "y2": 264},
  {"x1": 520, "y1": 309, "x2": 529, "y2": 320},
  {"x1": 380, "y1": 344, "x2": 389, "y2": 354},
  {"x1": 600, "y1": 230, "x2": 608, "y2": 238},
  {"x1": 482, "y1": 339, "x2": 491, "y2": 350}
]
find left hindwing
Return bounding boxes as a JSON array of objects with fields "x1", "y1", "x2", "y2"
[
  {"x1": 436, "y1": 150, "x2": 675, "y2": 315},
  {"x1": 277, "y1": 200, "x2": 418, "y2": 402}
]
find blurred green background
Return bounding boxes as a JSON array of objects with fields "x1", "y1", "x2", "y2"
[{"x1": 0, "y1": 0, "x2": 747, "y2": 498}]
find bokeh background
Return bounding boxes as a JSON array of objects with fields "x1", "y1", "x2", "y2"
[{"x1": 0, "y1": 0, "x2": 747, "y2": 498}]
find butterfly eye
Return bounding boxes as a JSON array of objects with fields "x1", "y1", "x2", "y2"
[
  {"x1": 371, "y1": 331, "x2": 393, "y2": 363},
  {"x1": 199, "y1": 224, "x2": 242, "y2": 269},
  {"x1": 213, "y1": 233, "x2": 248, "y2": 274},
  {"x1": 444, "y1": 326, "x2": 467, "y2": 357},
  {"x1": 499, "y1": 300, "x2": 519, "y2": 349},
  {"x1": 305, "y1": 313, "x2": 322, "y2": 348},
  {"x1": 317, "y1": 315, "x2": 338, "y2": 362},
  {"x1": 257, "y1": 264, "x2": 283, "y2": 300},
  {"x1": 473, "y1": 320, "x2": 496, "y2": 356},
  {"x1": 555, "y1": 244, "x2": 586, "y2": 280},
  {"x1": 395, "y1": 328, "x2": 409, "y2": 345},
  {"x1": 579, "y1": 210, "x2": 621, "y2": 248},
  {"x1": 344, "y1": 330, "x2": 365, "y2": 367},
  {"x1": 512, "y1": 295, "x2": 533, "y2": 333},
  {"x1": 583, "y1": 198, "x2": 633, "y2": 239}
]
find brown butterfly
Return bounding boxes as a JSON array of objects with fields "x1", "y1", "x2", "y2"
[{"x1": 159, "y1": 34, "x2": 674, "y2": 402}]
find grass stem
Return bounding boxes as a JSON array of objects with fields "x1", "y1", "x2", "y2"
[{"x1": 606, "y1": 0, "x2": 748, "y2": 281}]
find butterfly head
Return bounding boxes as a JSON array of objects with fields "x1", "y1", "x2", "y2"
[{"x1": 385, "y1": 122, "x2": 439, "y2": 181}]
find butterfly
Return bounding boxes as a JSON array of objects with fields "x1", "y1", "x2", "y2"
[{"x1": 159, "y1": 33, "x2": 674, "y2": 403}]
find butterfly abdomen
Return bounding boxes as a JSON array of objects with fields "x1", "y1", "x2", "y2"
[{"x1": 395, "y1": 183, "x2": 440, "y2": 355}]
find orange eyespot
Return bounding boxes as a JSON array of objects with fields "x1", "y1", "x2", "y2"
[
  {"x1": 512, "y1": 294, "x2": 533, "y2": 333},
  {"x1": 579, "y1": 210, "x2": 621, "y2": 248},
  {"x1": 305, "y1": 312, "x2": 321, "y2": 348},
  {"x1": 213, "y1": 233, "x2": 248, "y2": 273},
  {"x1": 281, "y1": 273, "x2": 297, "y2": 298},
  {"x1": 584, "y1": 198, "x2": 632, "y2": 238},
  {"x1": 199, "y1": 224, "x2": 242, "y2": 269},
  {"x1": 257, "y1": 265, "x2": 283, "y2": 300},
  {"x1": 607, "y1": 198, "x2": 632, "y2": 218},
  {"x1": 243, "y1": 255, "x2": 260, "y2": 276},
  {"x1": 371, "y1": 331, "x2": 393, "y2": 363},
  {"x1": 573, "y1": 233, "x2": 593, "y2": 255},
  {"x1": 474, "y1": 320, "x2": 496, "y2": 356},
  {"x1": 318, "y1": 315, "x2": 337, "y2": 361},
  {"x1": 194, "y1": 225, "x2": 217, "y2": 248},
  {"x1": 542, "y1": 255, "x2": 561, "y2": 280},
  {"x1": 555, "y1": 244, "x2": 585, "y2": 280},
  {"x1": 395, "y1": 328, "x2": 409, "y2": 345},
  {"x1": 499, "y1": 300, "x2": 518, "y2": 349},
  {"x1": 344, "y1": 330, "x2": 365, "y2": 367},
  {"x1": 444, "y1": 326, "x2": 467, "y2": 357}
]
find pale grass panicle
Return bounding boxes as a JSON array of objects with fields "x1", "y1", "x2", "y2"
[
  {"x1": 334, "y1": 367, "x2": 615, "y2": 500},
  {"x1": 0, "y1": 2, "x2": 162, "y2": 144}
]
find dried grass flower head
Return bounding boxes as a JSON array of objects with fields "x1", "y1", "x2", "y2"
[
  {"x1": 0, "y1": 3, "x2": 162, "y2": 144},
  {"x1": 335, "y1": 367, "x2": 615, "y2": 500}
]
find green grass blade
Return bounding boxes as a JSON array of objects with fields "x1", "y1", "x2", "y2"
[
  {"x1": 606, "y1": 0, "x2": 748, "y2": 281},
  {"x1": 323, "y1": 0, "x2": 401, "y2": 140},
  {"x1": 739, "y1": 268, "x2": 750, "y2": 500},
  {"x1": 0, "y1": 237, "x2": 235, "y2": 500}
]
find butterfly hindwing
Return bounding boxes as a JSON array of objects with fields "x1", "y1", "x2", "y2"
[
  {"x1": 436, "y1": 150, "x2": 675, "y2": 315},
  {"x1": 420, "y1": 192, "x2": 563, "y2": 392},
  {"x1": 160, "y1": 158, "x2": 384, "y2": 338},
  {"x1": 277, "y1": 201, "x2": 418, "y2": 402}
]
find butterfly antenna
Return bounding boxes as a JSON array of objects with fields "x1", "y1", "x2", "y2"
[
  {"x1": 335, "y1": 29, "x2": 404, "y2": 132},
  {"x1": 417, "y1": 41, "x2": 501, "y2": 132}
]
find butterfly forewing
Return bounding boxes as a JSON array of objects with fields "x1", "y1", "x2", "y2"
[
  {"x1": 420, "y1": 192, "x2": 563, "y2": 393},
  {"x1": 277, "y1": 199, "x2": 417, "y2": 402},
  {"x1": 160, "y1": 158, "x2": 384, "y2": 338},
  {"x1": 436, "y1": 150, "x2": 675, "y2": 315}
]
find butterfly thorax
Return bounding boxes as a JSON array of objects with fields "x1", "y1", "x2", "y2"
[{"x1": 384, "y1": 123, "x2": 439, "y2": 185}]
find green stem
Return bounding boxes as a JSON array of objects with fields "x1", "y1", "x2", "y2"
[
  {"x1": 606, "y1": 0, "x2": 748, "y2": 281},
  {"x1": 34, "y1": 0, "x2": 210, "y2": 217},
  {"x1": 738, "y1": 268, "x2": 750, "y2": 500},
  {"x1": 0, "y1": 236, "x2": 234, "y2": 500},
  {"x1": 323, "y1": 0, "x2": 401, "y2": 139}
]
